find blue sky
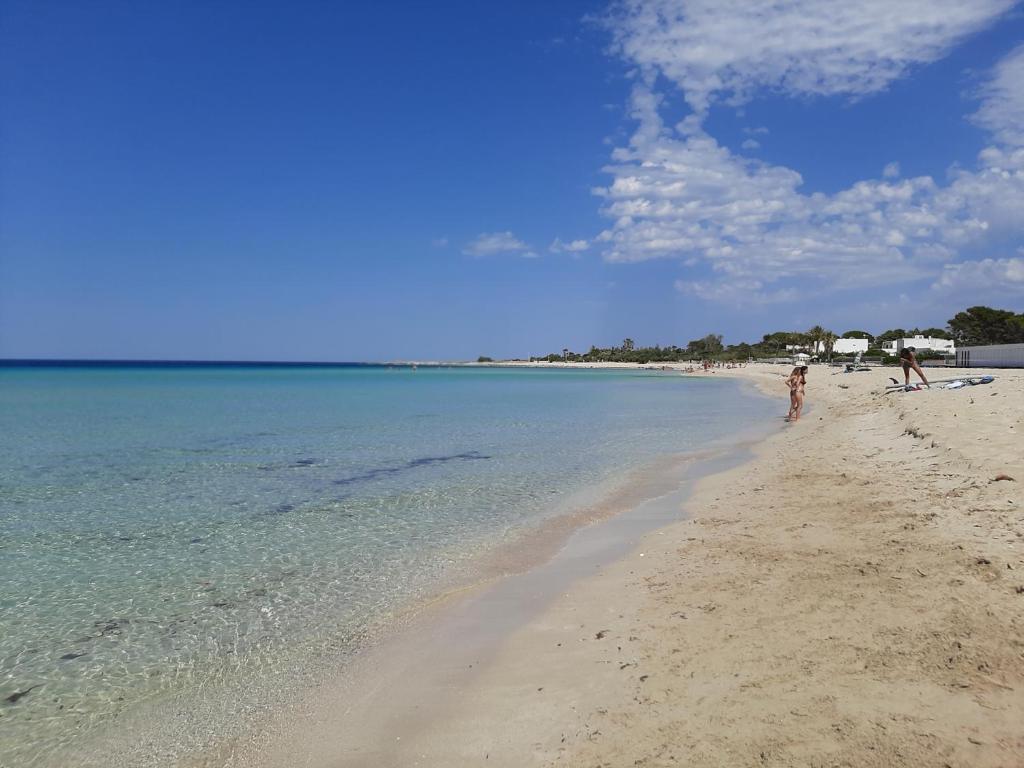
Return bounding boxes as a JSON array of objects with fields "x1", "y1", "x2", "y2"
[{"x1": 2, "y1": 0, "x2": 1023, "y2": 361}]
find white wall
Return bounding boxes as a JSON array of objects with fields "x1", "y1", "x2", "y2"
[
  {"x1": 832, "y1": 338, "x2": 869, "y2": 354},
  {"x1": 810, "y1": 338, "x2": 868, "y2": 354},
  {"x1": 881, "y1": 335, "x2": 955, "y2": 353},
  {"x1": 956, "y1": 343, "x2": 1024, "y2": 368}
]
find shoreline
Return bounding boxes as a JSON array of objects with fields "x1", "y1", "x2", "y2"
[
  {"x1": 241, "y1": 435, "x2": 775, "y2": 768},
  {"x1": 407, "y1": 362, "x2": 1023, "y2": 767},
  {"x1": 256, "y1": 362, "x2": 1022, "y2": 767},
  {"x1": 193, "y1": 376, "x2": 780, "y2": 768},
  {"x1": 49, "y1": 376, "x2": 777, "y2": 767},
  {"x1": 28, "y1": 363, "x2": 1023, "y2": 766}
]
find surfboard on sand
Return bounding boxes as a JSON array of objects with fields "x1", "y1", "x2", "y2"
[{"x1": 883, "y1": 375, "x2": 995, "y2": 391}]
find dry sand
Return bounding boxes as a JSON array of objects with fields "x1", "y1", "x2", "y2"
[
  {"x1": 332, "y1": 363, "x2": 1024, "y2": 767},
  {"x1": 233, "y1": 363, "x2": 1023, "y2": 768}
]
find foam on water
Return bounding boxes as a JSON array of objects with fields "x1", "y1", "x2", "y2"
[{"x1": 0, "y1": 364, "x2": 772, "y2": 763}]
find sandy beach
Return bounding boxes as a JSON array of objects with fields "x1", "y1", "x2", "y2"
[
  {"x1": 9, "y1": 3, "x2": 1024, "y2": 765},
  {"x1": 256, "y1": 362, "x2": 1024, "y2": 768}
]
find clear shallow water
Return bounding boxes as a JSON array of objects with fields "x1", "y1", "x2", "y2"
[{"x1": 0, "y1": 364, "x2": 771, "y2": 763}]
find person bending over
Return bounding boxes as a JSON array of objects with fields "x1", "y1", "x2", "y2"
[{"x1": 899, "y1": 347, "x2": 929, "y2": 388}]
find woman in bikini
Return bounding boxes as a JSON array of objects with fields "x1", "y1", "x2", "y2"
[
  {"x1": 785, "y1": 366, "x2": 808, "y2": 421},
  {"x1": 898, "y1": 346, "x2": 929, "y2": 388}
]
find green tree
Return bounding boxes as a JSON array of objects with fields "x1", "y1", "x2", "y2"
[
  {"x1": 761, "y1": 331, "x2": 803, "y2": 356},
  {"x1": 724, "y1": 342, "x2": 753, "y2": 360},
  {"x1": 822, "y1": 330, "x2": 838, "y2": 361},
  {"x1": 875, "y1": 328, "x2": 907, "y2": 346},
  {"x1": 686, "y1": 333, "x2": 724, "y2": 358},
  {"x1": 948, "y1": 306, "x2": 1024, "y2": 345},
  {"x1": 841, "y1": 330, "x2": 874, "y2": 342},
  {"x1": 704, "y1": 333, "x2": 724, "y2": 355},
  {"x1": 917, "y1": 327, "x2": 951, "y2": 339},
  {"x1": 622, "y1": 338, "x2": 635, "y2": 352},
  {"x1": 806, "y1": 325, "x2": 828, "y2": 357}
]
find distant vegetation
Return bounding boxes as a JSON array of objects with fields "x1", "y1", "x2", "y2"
[
  {"x1": 948, "y1": 306, "x2": 1024, "y2": 346},
  {"x1": 526, "y1": 305, "x2": 1024, "y2": 363},
  {"x1": 532, "y1": 339, "x2": 692, "y2": 365}
]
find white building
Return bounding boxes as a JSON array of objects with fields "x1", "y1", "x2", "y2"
[
  {"x1": 823, "y1": 338, "x2": 869, "y2": 355},
  {"x1": 956, "y1": 343, "x2": 1024, "y2": 368},
  {"x1": 880, "y1": 335, "x2": 955, "y2": 355},
  {"x1": 786, "y1": 338, "x2": 868, "y2": 355}
]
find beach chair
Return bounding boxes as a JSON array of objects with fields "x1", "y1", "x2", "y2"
[{"x1": 844, "y1": 351, "x2": 870, "y2": 373}]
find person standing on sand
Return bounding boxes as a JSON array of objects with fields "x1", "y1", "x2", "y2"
[
  {"x1": 899, "y1": 346, "x2": 929, "y2": 388},
  {"x1": 785, "y1": 366, "x2": 800, "y2": 419},
  {"x1": 786, "y1": 366, "x2": 807, "y2": 421}
]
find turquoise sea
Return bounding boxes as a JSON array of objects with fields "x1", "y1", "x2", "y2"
[{"x1": 0, "y1": 364, "x2": 772, "y2": 764}]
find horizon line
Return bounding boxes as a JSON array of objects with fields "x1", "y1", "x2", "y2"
[{"x1": 0, "y1": 358, "x2": 468, "y2": 367}]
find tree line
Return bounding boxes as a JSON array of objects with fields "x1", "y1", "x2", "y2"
[{"x1": 521, "y1": 305, "x2": 1024, "y2": 364}]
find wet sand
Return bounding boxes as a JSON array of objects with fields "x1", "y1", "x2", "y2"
[
  {"x1": 272, "y1": 362, "x2": 1024, "y2": 767},
  {"x1": 179, "y1": 421, "x2": 775, "y2": 767},
  {"x1": 112, "y1": 362, "x2": 1023, "y2": 767}
]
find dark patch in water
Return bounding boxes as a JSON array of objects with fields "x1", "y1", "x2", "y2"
[
  {"x1": 72, "y1": 620, "x2": 130, "y2": 643},
  {"x1": 60, "y1": 652, "x2": 86, "y2": 661},
  {"x1": 252, "y1": 502, "x2": 299, "y2": 519},
  {"x1": 408, "y1": 451, "x2": 491, "y2": 468},
  {"x1": 259, "y1": 457, "x2": 320, "y2": 471},
  {"x1": 333, "y1": 451, "x2": 490, "y2": 487},
  {"x1": 189, "y1": 537, "x2": 203, "y2": 544},
  {"x1": 93, "y1": 619, "x2": 126, "y2": 637},
  {"x1": 5, "y1": 685, "x2": 41, "y2": 705}
]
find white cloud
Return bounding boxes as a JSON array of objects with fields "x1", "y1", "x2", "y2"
[
  {"x1": 596, "y1": 94, "x2": 1024, "y2": 294},
  {"x1": 432, "y1": 236, "x2": 449, "y2": 248},
  {"x1": 604, "y1": 0, "x2": 1014, "y2": 114},
  {"x1": 741, "y1": 138, "x2": 760, "y2": 150},
  {"x1": 971, "y1": 42, "x2": 1024, "y2": 147},
  {"x1": 462, "y1": 231, "x2": 535, "y2": 258},
  {"x1": 932, "y1": 256, "x2": 1024, "y2": 293},
  {"x1": 590, "y1": 2, "x2": 1024, "y2": 305},
  {"x1": 675, "y1": 278, "x2": 797, "y2": 305},
  {"x1": 550, "y1": 237, "x2": 591, "y2": 253}
]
